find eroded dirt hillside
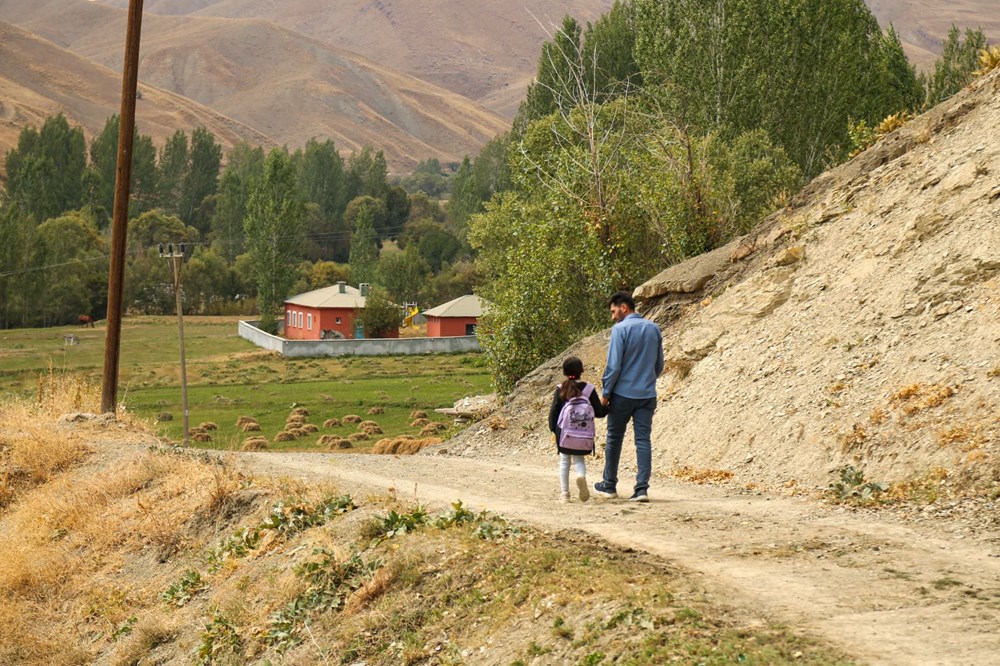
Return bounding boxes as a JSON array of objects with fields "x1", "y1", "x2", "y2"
[{"x1": 444, "y1": 68, "x2": 1000, "y2": 496}]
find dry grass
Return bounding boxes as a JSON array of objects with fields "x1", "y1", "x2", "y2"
[
  {"x1": 290, "y1": 407, "x2": 310, "y2": 417},
  {"x1": 410, "y1": 417, "x2": 430, "y2": 427},
  {"x1": 0, "y1": 377, "x2": 259, "y2": 664},
  {"x1": 367, "y1": 407, "x2": 385, "y2": 415},
  {"x1": 348, "y1": 432, "x2": 370, "y2": 442},
  {"x1": 664, "y1": 357, "x2": 696, "y2": 381},
  {"x1": 300, "y1": 424, "x2": 319, "y2": 434},
  {"x1": 976, "y1": 46, "x2": 1000, "y2": 76},
  {"x1": 192, "y1": 432, "x2": 213, "y2": 443},
  {"x1": 937, "y1": 425, "x2": 987, "y2": 451},
  {"x1": 343, "y1": 561, "x2": 399, "y2": 614},
  {"x1": 236, "y1": 416, "x2": 258, "y2": 427},
  {"x1": 889, "y1": 383, "x2": 957, "y2": 415},
  {"x1": 670, "y1": 467, "x2": 735, "y2": 484},
  {"x1": 274, "y1": 431, "x2": 296, "y2": 442},
  {"x1": 838, "y1": 424, "x2": 868, "y2": 453},
  {"x1": 285, "y1": 414, "x2": 307, "y2": 425},
  {"x1": 240, "y1": 422, "x2": 261, "y2": 432},
  {"x1": 323, "y1": 418, "x2": 342, "y2": 428},
  {"x1": 343, "y1": 414, "x2": 362, "y2": 424},
  {"x1": 199, "y1": 422, "x2": 219, "y2": 431},
  {"x1": 358, "y1": 420, "x2": 380, "y2": 429},
  {"x1": 869, "y1": 407, "x2": 888, "y2": 425},
  {"x1": 409, "y1": 410, "x2": 428, "y2": 419}
]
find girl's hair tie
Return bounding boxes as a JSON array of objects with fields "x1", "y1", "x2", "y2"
[{"x1": 567, "y1": 375, "x2": 580, "y2": 380}]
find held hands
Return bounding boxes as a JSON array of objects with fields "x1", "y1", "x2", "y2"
[{"x1": 601, "y1": 396, "x2": 610, "y2": 407}]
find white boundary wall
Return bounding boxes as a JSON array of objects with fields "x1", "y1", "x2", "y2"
[{"x1": 238, "y1": 321, "x2": 480, "y2": 357}]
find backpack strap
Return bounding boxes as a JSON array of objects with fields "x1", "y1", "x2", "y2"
[{"x1": 581, "y1": 383, "x2": 594, "y2": 399}]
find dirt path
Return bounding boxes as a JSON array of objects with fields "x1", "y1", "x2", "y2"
[{"x1": 239, "y1": 450, "x2": 1000, "y2": 666}]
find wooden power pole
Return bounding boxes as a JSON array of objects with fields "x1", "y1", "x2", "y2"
[{"x1": 101, "y1": 0, "x2": 145, "y2": 414}]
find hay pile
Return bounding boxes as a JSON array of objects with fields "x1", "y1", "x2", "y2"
[{"x1": 371, "y1": 436, "x2": 443, "y2": 455}]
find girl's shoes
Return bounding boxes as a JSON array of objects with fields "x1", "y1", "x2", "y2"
[
  {"x1": 559, "y1": 491, "x2": 571, "y2": 503},
  {"x1": 576, "y1": 476, "x2": 590, "y2": 502}
]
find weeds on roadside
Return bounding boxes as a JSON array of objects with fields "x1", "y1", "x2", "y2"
[
  {"x1": 363, "y1": 501, "x2": 520, "y2": 545},
  {"x1": 161, "y1": 570, "x2": 207, "y2": 607},
  {"x1": 827, "y1": 466, "x2": 888, "y2": 504},
  {"x1": 207, "y1": 495, "x2": 355, "y2": 571},
  {"x1": 265, "y1": 549, "x2": 383, "y2": 653},
  {"x1": 197, "y1": 611, "x2": 243, "y2": 665}
]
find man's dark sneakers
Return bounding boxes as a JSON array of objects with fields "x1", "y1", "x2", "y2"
[
  {"x1": 593, "y1": 481, "x2": 617, "y2": 499},
  {"x1": 628, "y1": 490, "x2": 649, "y2": 503}
]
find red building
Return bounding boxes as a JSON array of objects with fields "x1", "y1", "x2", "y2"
[
  {"x1": 283, "y1": 282, "x2": 370, "y2": 340},
  {"x1": 424, "y1": 295, "x2": 485, "y2": 337}
]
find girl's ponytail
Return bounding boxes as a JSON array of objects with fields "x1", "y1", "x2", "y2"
[{"x1": 559, "y1": 356, "x2": 584, "y2": 401}]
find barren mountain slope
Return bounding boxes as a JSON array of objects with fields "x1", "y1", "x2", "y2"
[
  {"x1": 868, "y1": 0, "x2": 1000, "y2": 69},
  {"x1": 0, "y1": 0, "x2": 509, "y2": 168},
  {"x1": 0, "y1": 21, "x2": 275, "y2": 165},
  {"x1": 93, "y1": 0, "x2": 616, "y2": 118},
  {"x1": 444, "y1": 69, "x2": 1000, "y2": 497}
]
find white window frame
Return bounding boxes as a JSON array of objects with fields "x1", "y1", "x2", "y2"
[{"x1": 307, "y1": 313, "x2": 313, "y2": 330}]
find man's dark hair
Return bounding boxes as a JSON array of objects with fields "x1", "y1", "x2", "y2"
[{"x1": 608, "y1": 291, "x2": 635, "y2": 310}]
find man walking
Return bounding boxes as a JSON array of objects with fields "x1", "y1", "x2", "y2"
[{"x1": 594, "y1": 291, "x2": 664, "y2": 502}]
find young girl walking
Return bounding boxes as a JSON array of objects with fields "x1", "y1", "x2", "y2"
[{"x1": 548, "y1": 356, "x2": 608, "y2": 502}]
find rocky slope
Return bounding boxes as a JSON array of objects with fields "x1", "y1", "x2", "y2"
[{"x1": 446, "y1": 69, "x2": 1000, "y2": 496}]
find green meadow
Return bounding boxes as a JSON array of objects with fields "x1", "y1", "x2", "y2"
[{"x1": 0, "y1": 317, "x2": 493, "y2": 451}]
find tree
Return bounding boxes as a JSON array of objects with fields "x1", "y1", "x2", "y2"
[
  {"x1": 926, "y1": 26, "x2": 988, "y2": 106},
  {"x1": 128, "y1": 210, "x2": 199, "y2": 258},
  {"x1": 357, "y1": 286, "x2": 400, "y2": 337},
  {"x1": 515, "y1": 15, "x2": 583, "y2": 131},
  {"x1": 632, "y1": 0, "x2": 899, "y2": 177},
  {"x1": 211, "y1": 141, "x2": 265, "y2": 261},
  {"x1": 180, "y1": 127, "x2": 222, "y2": 234},
  {"x1": 582, "y1": 0, "x2": 642, "y2": 103},
  {"x1": 2, "y1": 114, "x2": 86, "y2": 221},
  {"x1": 346, "y1": 146, "x2": 388, "y2": 201},
  {"x1": 296, "y1": 139, "x2": 348, "y2": 260},
  {"x1": 244, "y1": 149, "x2": 307, "y2": 333},
  {"x1": 84, "y1": 115, "x2": 157, "y2": 222},
  {"x1": 348, "y1": 204, "x2": 380, "y2": 287},
  {"x1": 378, "y1": 245, "x2": 430, "y2": 303},
  {"x1": 0, "y1": 205, "x2": 36, "y2": 328},
  {"x1": 344, "y1": 195, "x2": 388, "y2": 241},
  {"x1": 34, "y1": 210, "x2": 107, "y2": 326},
  {"x1": 157, "y1": 130, "x2": 188, "y2": 214},
  {"x1": 875, "y1": 26, "x2": 925, "y2": 114},
  {"x1": 382, "y1": 185, "x2": 411, "y2": 238}
]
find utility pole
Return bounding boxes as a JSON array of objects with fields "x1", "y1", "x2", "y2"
[
  {"x1": 160, "y1": 243, "x2": 190, "y2": 446},
  {"x1": 101, "y1": 0, "x2": 145, "y2": 413}
]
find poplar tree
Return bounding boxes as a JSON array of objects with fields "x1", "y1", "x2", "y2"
[
  {"x1": 3, "y1": 114, "x2": 86, "y2": 221},
  {"x1": 244, "y1": 149, "x2": 306, "y2": 333},
  {"x1": 348, "y1": 205, "x2": 379, "y2": 287}
]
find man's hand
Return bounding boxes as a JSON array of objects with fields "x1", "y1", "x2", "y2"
[{"x1": 601, "y1": 396, "x2": 610, "y2": 407}]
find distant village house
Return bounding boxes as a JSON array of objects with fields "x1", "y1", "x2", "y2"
[
  {"x1": 423, "y1": 295, "x2": 485, "y2": 337},
  {"x1": 284, "y1": 281, "x2": 397, "y2": 340}
]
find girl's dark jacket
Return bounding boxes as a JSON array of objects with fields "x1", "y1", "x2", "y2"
[{"x1": 548, "y1": 381, "x2": 608, "y2": 455}]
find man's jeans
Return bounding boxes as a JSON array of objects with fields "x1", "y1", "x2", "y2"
[{"x1": 601, "y1": 395, "x2": 656, "y2": 493}]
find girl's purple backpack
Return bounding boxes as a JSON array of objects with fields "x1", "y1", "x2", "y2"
[{"x1": 557, "y1": 383, "x2": 596, "y2": 453}]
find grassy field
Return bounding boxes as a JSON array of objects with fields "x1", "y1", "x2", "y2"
[{"x1": 0, "y1": 317, "x2": 492, "y2": 450}]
